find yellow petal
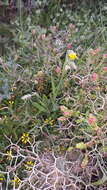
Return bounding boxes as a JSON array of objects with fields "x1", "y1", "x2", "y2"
[{"x1": 76, "y1": 142, "x2": 87, "y2": 150}]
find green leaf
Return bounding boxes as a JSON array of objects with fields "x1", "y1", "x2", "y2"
[
  {"x1": 51, "y1": 75, "x2": 56, "y2": 99},
  {"x1": 33, "y1": 102, "x2": 46, "y2": 112},
  {"x1": 38, "y1": 99, "x2": 47, "y2": 108}
]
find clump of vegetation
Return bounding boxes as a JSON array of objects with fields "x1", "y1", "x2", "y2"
[{"x1": 0, "y1": 0, "x2": 107, "y2": 189}]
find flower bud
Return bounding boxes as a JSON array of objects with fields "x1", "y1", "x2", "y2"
[
  {"x1": 91, "y1": 73, "x2": 98, "y2": 81},
  {"x1": 103, "y1": 67, "x2": 107, "y2": 71},
  {"x1": 55, "y1": 66, "x2": 61, "y2": 74},
  {"x1": 88, "y1": 114, "x2": 97, "y2": 125},
  {"x1": 67, "y1": 43, "x2": 72, "y2": 49}
]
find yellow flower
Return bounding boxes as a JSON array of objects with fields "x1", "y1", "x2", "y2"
[
  {"x1": 11, "y1": 177, "x2": 21, "y2": 187},
  {"x1": 6, "y1": 150, "x2": 12, "y2": 160},
  {"x1": 67, "y1": 146, "x2": 73, "y2": 152},
  {"x1": 0, "y1": 174, "x2": 4, "y2": 181},
  {"x1": 0, "y1": 177, "x2": 4, "y2": 181},
  {"x1": 21, "y1": 133, "x2": 30, "y2": 144},
  {"x1": 68, "y1": 52, "x2": 77, "y2": 60},
  {"x1": 44, "y1": 119, "x2": 49, "y2": 124},
  {"x1": 26, "y1": 161, "x2": 34, "y2": 165},
  {"x1": 76, "y1": 142, "x2": 87, "y2": 150},
  {"x1": 44, "y1": 118, "x2": 54, "y2": 126},
  {"x1": 24, "y1": 160, "x2": 34, "y2": 170},
  {"x1": 81, "y1": 154, "x2": 88, "y2": 168},
  {"x1": 8, "y1": 100, "x2": 14, "y2": 105}
]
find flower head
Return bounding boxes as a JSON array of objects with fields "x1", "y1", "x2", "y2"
[
  {"x1": 11, "y1": 177, "x2": 21, "y2": 187},
  {"x1": 44, "y1": 118, "x2": 54, "y2": 126},
  {"x1": 87, "y1": 114, "x2": 97, "y2": 125},
  {"x1": 103, "y1": 67, "x2": 107, "y2": 71},
  {"x1": 57, "y1": 116, "x2": 67, "y2": 121},
  {"x1": 60, "y1": 105, "x2": 68, "y2": 112},
  {"x1": 89, "y1": 48, "x2": 100, "y2": 56},
  {"x1": 21, "y1": 133, "x2": 30, "y2": 144},
  {"x1": 8, "y1": 100, "x2": 14, "y2": 104},
  {"x1": 63, "y1": 110, "x2": 73, "y2": 117},
  {"x1": 103, "y1": 54, "x2": 107, "y2": 58},
  {"x1": 91, "y1": 73, "x2": 98, "y2": 81},
  {"x1": 60, "y1": 105, "x2": 73, "y2": 117},
  {"x1": 0, "y1": 174, "x2": 4, "y2": 182},
  {"x1": 68, "y1": 52, "x2": 77, "y2": 60},
  {"x1": 0, "y1": 177, "x2": 4, "y2": 181},
  {"x1": 67, "y1": 43, "x2": 72, "y2": 49},
  {"x1": 76, "y1": 142, "x2": 87, "y2": 150},
  {"x1": 24, "y1": 160, "x2": 34, "y2": 170},
  {"x1": 54, "y1": 66, "x2": 61, "y2": 74},
  {"x1": 65, "y1": 50, "x2": 77, "y2": 70},
  {"x1": 6, "y1": 150, "x2": 12, "y2": 160}
]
